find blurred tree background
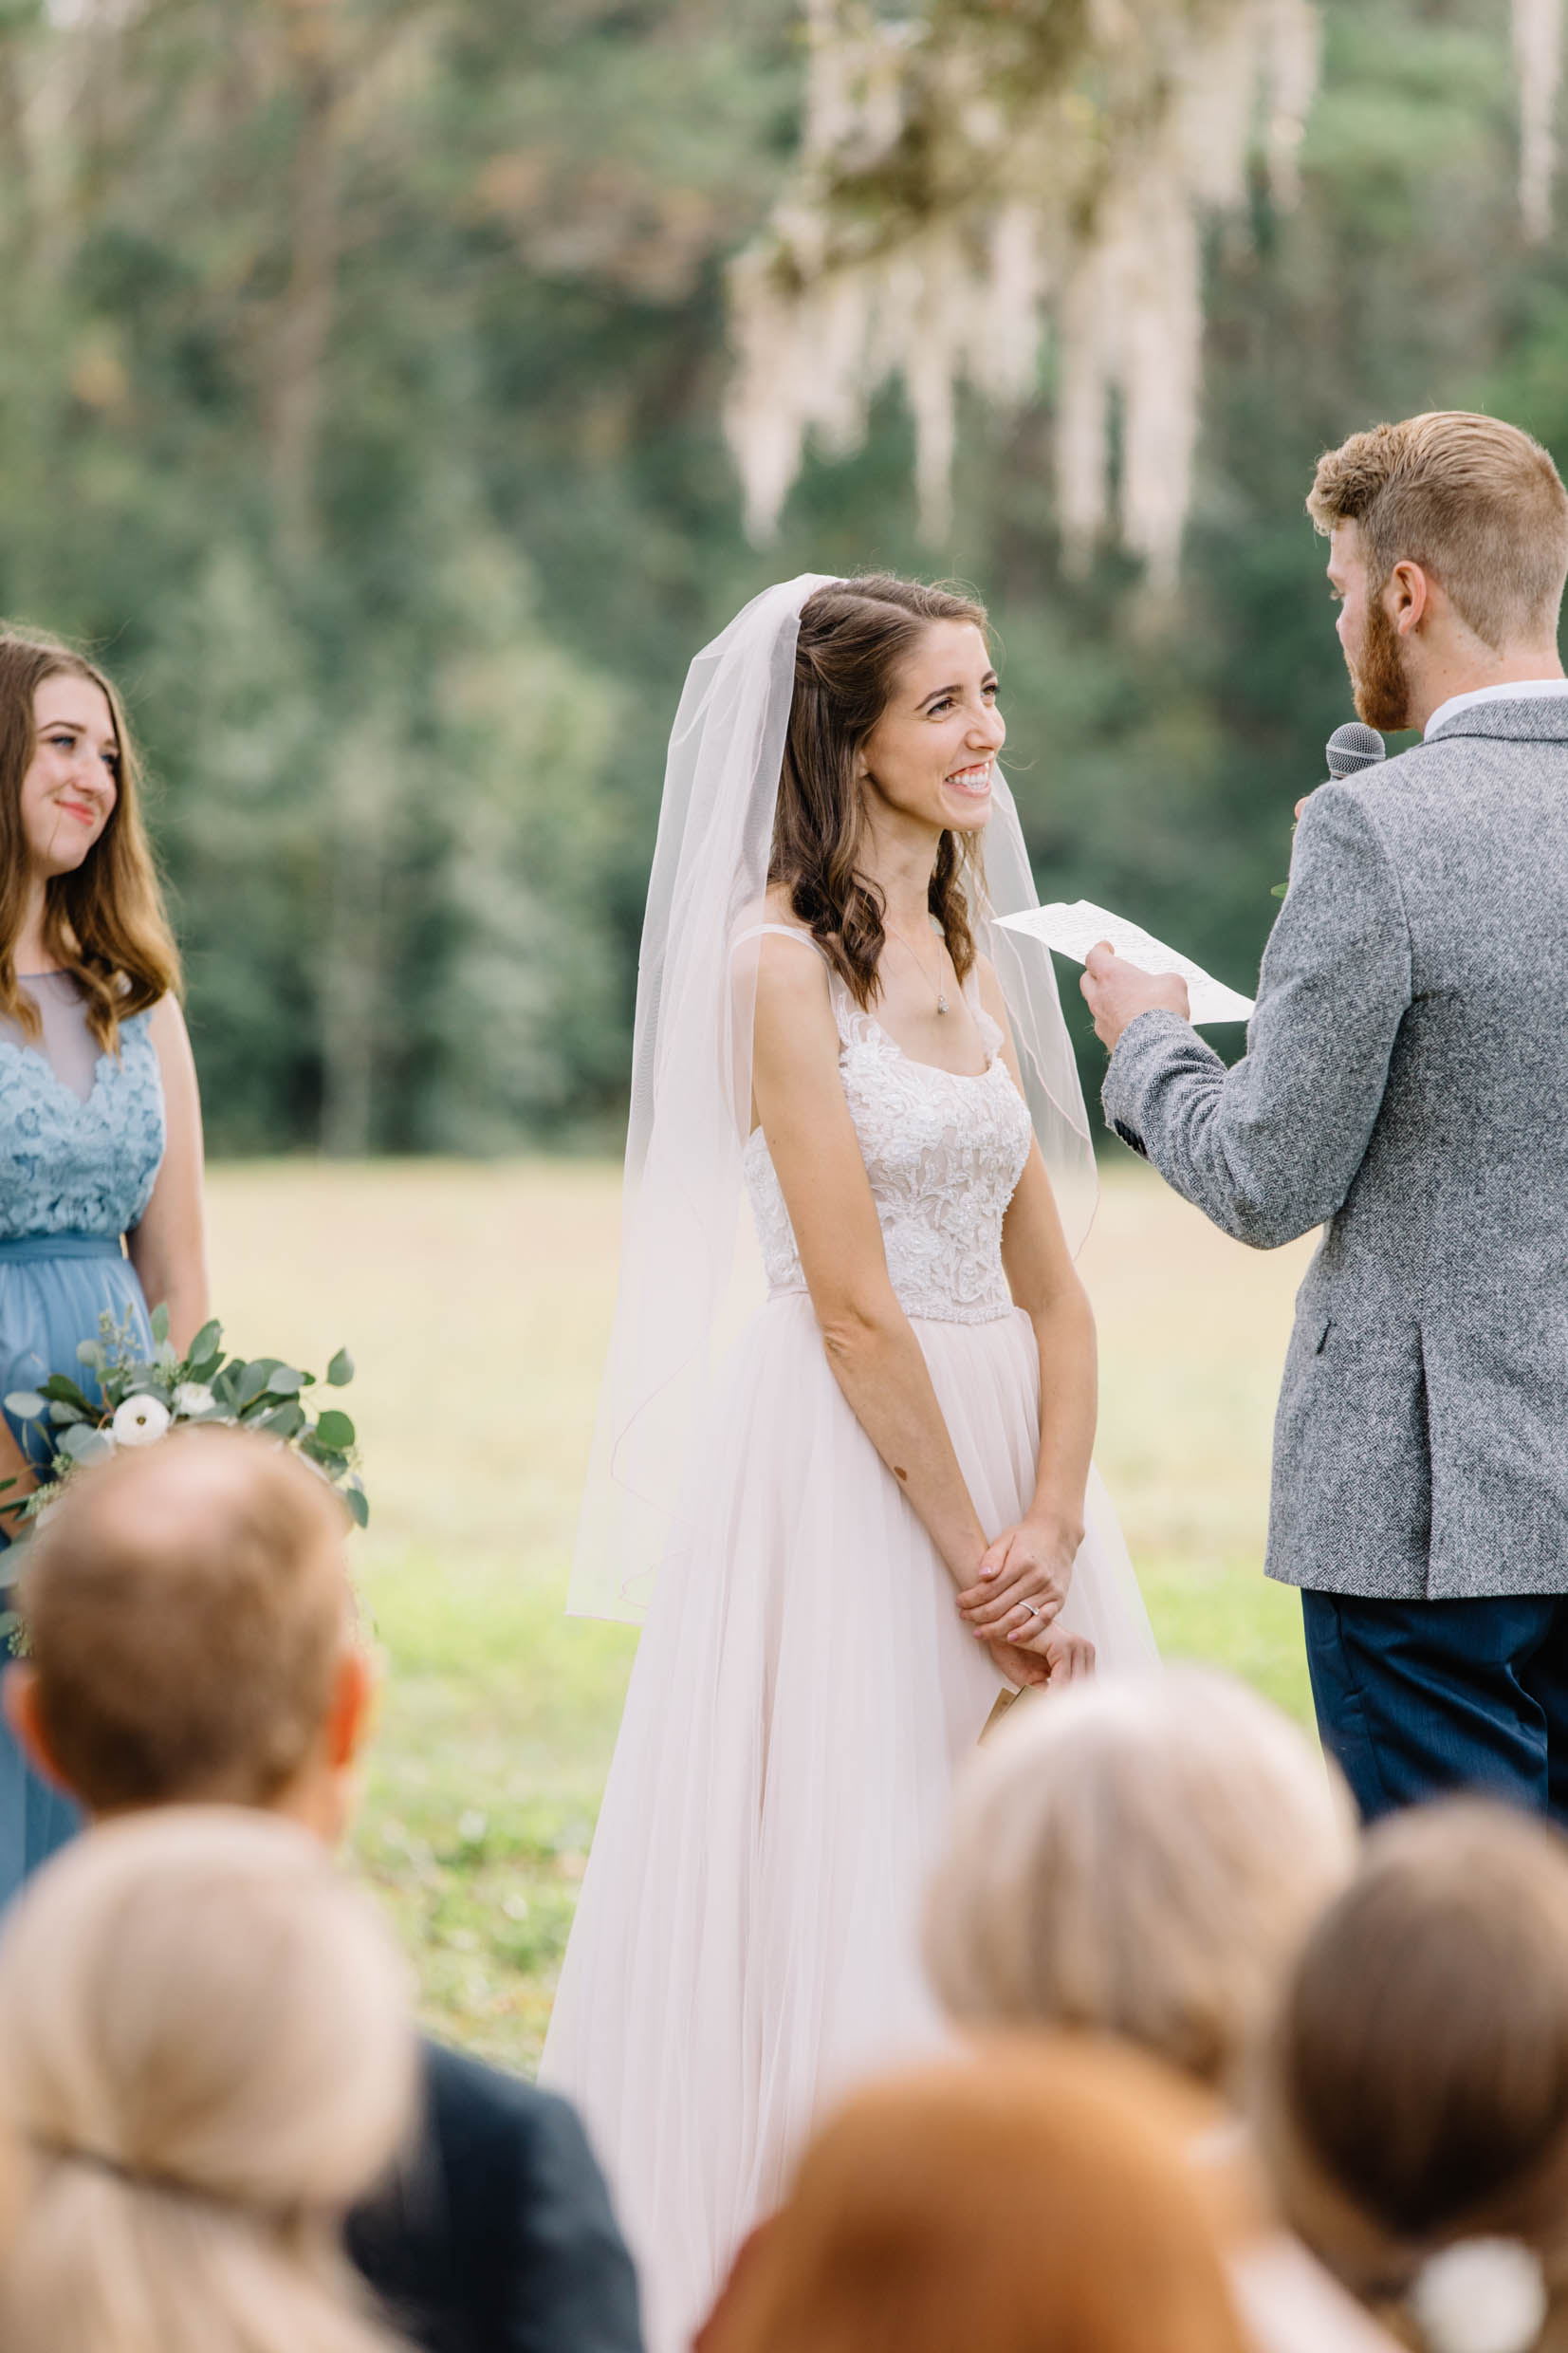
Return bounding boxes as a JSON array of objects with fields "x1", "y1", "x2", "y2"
[{"x1": 0, "y1": 0, "x2": 1562, "y2": 1152}]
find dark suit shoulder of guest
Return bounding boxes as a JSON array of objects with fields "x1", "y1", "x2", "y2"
[{"x1": 346, "y1": 2037, "x2": 644, "y2": 2353}]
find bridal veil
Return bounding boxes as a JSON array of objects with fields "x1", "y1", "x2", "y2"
[{"x1": 569, "y1": 574, "x2": 1097, "y2": 1621}]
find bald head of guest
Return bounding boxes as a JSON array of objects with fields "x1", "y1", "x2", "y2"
[{"x1": 5, "y1": 1426, "x2": 374, "y2": 1845}]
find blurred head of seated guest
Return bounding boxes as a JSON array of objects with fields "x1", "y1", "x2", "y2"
[
  {"x1": 3, "y1": 1426, "x2": 648, "y2": 2353},
  {"x1": 6, "y1": 1422, "x2": 368, "y2": 1839},
  {"x1": 0, "y1": 1806, "x2": 418, "y2": 2353},
  {"x1": 700, "y1": 2036, "x2": 1250, "y2": 2353},
  {"x1": 925, "y1": 1667, "x2": 1357, "y2": 2107},
  {"x1": 1261, "y1": 1800, "x2": 1568, "y2": 2353},
  {"x1": 914, "y1": 1670, "x2": 1396, "y2": 2353}
]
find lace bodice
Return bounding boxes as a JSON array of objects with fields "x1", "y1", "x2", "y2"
[
  {"x1": 0, "y1": 985, "x2": 165, "y2": 1240},
  {"x1": 743, "y1": 953, "x2": 1033, "y2": 1325}
]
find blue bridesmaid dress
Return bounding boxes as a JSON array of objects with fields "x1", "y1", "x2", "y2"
[{"x1": 0, "y1": 973, "x2": 166, "y2": 1900}]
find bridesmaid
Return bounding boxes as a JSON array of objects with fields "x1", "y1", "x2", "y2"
[{"x1": 0, "y1": 629, "x2": 208, "y2": 1898}]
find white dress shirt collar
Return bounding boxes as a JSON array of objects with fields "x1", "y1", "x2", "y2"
[{"x1": 1424, "y1": 676, "x2": 1568, "y2": 739}]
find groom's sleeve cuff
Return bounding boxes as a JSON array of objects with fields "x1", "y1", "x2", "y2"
[{"x1": 1100, "y1": 1008, "x2": 1199, "y2": 1159}]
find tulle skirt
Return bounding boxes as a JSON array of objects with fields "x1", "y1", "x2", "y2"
[{"x1": 540, "y1": 1291, "x2": 1155, "y2": 2353}]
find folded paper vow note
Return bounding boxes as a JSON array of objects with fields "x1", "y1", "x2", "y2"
[{"x1": 997, "y1": 901, "x2": 1255, "y2": 1027}]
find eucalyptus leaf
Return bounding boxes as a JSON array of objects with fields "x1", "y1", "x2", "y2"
[
  {"x1": 150, "y1": 1302, "x2": 170, "y2": 1345},
  {"x1": 47, "y1": 1401, "x2": 86, "y2": 1426},
  {"x1": 76, "y1": 1341, "x2": 103, "y2": 1369},
  {"x1": 41, "y1": 1375, "x2": 94, "y2": 1413},
  {"x1": 313, "y1": 1408, "x2": 356, "y2": 1451},
  {"x1": 259, "y1": 1400, "x2": 305, "y2": 1439},
  {"x1": 344, "y1": 1484, "x2": 369, "y2": 1529},
  {"x1": 266, "y1": 1366, "x2": 303, "y2": 1398},
  {"x1": 326, "y1": 1348, "x2": 355, "y2": 1387},
  {"x1": 234, "y1": 1362, "x2": 269, "y2": 1409},
  {"x1": 60, "y1": 1425, "x2": 114, "y2": 1465},
  {"x1": 4, "y1": 1393, "x2": 46, "y2": 1422},
  {"x1": 187, "y1": 1319, "x2": 222, "y2": 1368}
]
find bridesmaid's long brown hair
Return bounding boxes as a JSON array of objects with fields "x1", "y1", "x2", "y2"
[
  {"x1": 772, "y1": 575, "x2": 989, "y2": 1010},
  {"x1": 0, "y1": 630, "x2": 179, "y2": 1053}
]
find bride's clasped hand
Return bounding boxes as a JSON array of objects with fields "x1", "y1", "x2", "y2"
[
  {"x1": 958, "y1": 1511, "x2": 1096, "y2": 1686},
  {"x1": 962, "y1": 1510, "x2": 1082, "y2": 1636}
]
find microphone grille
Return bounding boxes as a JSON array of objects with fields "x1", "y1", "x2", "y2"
[{"x1": 1325, "y1": 720, "x2": 1386, "y2": 778}]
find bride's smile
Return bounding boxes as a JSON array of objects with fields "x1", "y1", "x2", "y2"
[{"x1": 857, "y1": 617, "x2": 1005, "y2": 839}]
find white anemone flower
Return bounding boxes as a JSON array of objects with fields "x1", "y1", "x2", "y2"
[
  {"x1": 173, "y1": 1381, "x2": 216, "y2": 1417},
  {"x1": 1410, "y1": 2239, "x2": 1548, "y2": 2353},
  {"x1": 111, "y1": 1393, "x2": 172, "y2": 1449}
]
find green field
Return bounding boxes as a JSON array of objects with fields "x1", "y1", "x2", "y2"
[{"x1": 206, "y1": 1159, "x2": 1319, "y2": 2074}]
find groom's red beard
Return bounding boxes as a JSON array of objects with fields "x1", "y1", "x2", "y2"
[{"x1": 1349, "y1": 590, "x2": 1412, "y2": 732}]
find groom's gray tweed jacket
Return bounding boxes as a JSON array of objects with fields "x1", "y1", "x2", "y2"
[{"x1": 1101, "y1": 696, "x2": 1568, "y2": 1603}]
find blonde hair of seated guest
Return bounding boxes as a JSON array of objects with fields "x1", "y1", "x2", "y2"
[
  {"x1": 926, "y1": 1666, "x2": 1357, "y2": 2105},
  {"x1": 0, "y1": 1807, "x2": 419, "y2": 2353}
]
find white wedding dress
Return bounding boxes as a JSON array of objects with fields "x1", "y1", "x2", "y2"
[{"x1": 541, "y1": 945, "x2": 1156, "y2": 2353}]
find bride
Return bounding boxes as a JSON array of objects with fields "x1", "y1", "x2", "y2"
[{"x1": 540, "y1": 574, "x2": 1155, "y2": 2352}]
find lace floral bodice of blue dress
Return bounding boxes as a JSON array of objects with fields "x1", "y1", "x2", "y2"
[
  {"x1": 0, "y1": 974, "x2": 165, "y2": 1239},
  {"x1": 744, "y1": 965, "x2": 1033, "y2": 1325}
]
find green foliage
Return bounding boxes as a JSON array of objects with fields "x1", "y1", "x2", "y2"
[
  {"x1": 4, "y1": 1311, "x2": 369, "y2": 1529},
  {"x1": 0, "y1": 0, "x2": 1560, "y2": 1143}
]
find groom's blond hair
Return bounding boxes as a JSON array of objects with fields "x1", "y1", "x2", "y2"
[
  {"x1": 1307, "y1": 411, "x2": 1568, "y2": 648},
  {"x1": 21, "y1": 1427, "x2": 351, "y2": 1810}
]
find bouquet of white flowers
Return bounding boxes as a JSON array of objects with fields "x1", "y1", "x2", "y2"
[{"x1": 3, "y1": 1305, "x2": 368, "y2": 1532}]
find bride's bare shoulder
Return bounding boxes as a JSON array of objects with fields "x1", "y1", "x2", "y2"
[
  {"x1": 730, "y1": 895, "x2": 833, "y2": 1038},
  {"x1": 761, "y1": 881, "x2": 812, "y2": 932},
  {"x1": 736, "y1": 888, "x2": 826, "y2": 979}
]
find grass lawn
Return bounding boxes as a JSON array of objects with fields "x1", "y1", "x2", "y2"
[{"x1": 206, "y1": 1158, "x2": 1319, "y2": 2074}]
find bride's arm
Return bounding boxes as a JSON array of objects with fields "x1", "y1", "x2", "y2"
[
  {"x1": 752, "y1": 936, "x2": 1005, "y2": 1602},
  {"x1": 955, "y1": 957, "x2": 1098, "y2": 1657}
]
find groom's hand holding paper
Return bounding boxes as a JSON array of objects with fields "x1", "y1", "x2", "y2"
[
  {"x1": 1080, "y1": 942, "x2": 1190, "y2": 1052},
  {"x1": 997, "y1": 900, "x2": 1254, "y2": 1051}
]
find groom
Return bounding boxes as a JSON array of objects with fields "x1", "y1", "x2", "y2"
[{"x1": 1081, "y1": 409, "x2": 1568, "y2": 1823}]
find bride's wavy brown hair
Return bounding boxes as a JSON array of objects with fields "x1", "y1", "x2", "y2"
[
  {"x1": 0, "y1": 629, "x2": 180, "y2": 1052},
  {"x1": 773, "y1": 575, "x2": 989, "y2": 1008}
]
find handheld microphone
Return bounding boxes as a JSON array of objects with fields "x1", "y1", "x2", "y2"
[
  {"x1": 1271, "y1": 722, "x2": 1387, "y2": 897},
  {"x1": 1324, "y1": 719, "x2": 1385, "y2": 781}
]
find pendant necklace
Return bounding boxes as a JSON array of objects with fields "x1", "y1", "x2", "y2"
[{"x1": 887, "y1": 920, "x2": 950, "y2": 1015}]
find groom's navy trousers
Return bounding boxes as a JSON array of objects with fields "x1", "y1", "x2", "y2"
[{"x1": 1301, "y1": 1591, "x2": 1568, "y2": 1825}]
